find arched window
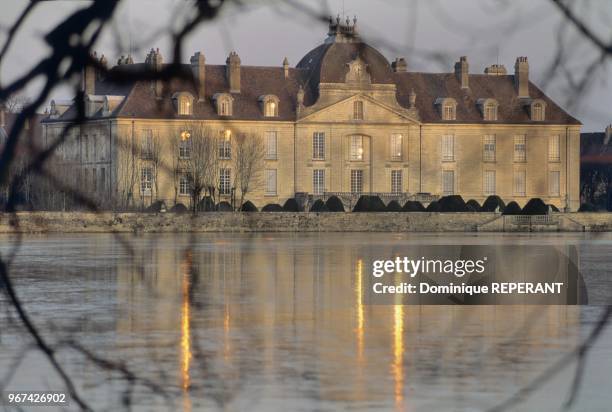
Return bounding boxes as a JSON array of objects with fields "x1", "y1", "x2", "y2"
[
  {"x1": 259, "y1": 95, "x2": 279, "y2": 117},
  {"x1": 353, "y1": 100, "x2": 364, "y2": 120},
  {"x1": 531, "y1": 100, "x2": 546, "y2": 121},
  {"x1": 436, "y1": 97, "x2": 457, "y2": 121},
  {"x1": 172, "y1": 92, "x2": 194, "y2": 116},
  {"x1": 478, "y1": 98, "x2": 498, "y2": 121},
  {"x1": 214, "y1": 93, "x2": 233, "y2": 116}
]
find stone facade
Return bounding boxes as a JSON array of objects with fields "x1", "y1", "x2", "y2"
[{"x1": 42, "y1": 17, "x2": 582, "y2": 210}]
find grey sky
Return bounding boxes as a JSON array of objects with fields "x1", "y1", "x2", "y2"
[{"x1": 1, "y1": 0, "x2": 610, "y2": 131}]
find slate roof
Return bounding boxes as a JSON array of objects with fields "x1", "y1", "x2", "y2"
[{"x1": 44, "y1": 39, "x2": 580, "y2": 126}]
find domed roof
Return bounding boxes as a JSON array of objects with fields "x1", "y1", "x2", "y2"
[{"x1": 297, "y1": 41, "x2": 394, "y2": 85}]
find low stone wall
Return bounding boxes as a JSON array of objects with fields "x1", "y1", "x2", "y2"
[{"x1": 1, "y1": 212, "x2": 612, "y2": 233}]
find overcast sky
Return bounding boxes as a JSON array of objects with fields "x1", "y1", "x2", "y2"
[{"x1": 1, "y1": 0, "x2": 610, "y2": 131}]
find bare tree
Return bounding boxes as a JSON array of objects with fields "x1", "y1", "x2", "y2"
[
  {"x1": 232, "y1": 132, "x2": 264, "y2": 210},
  {"x1": 3, "y1": 93, "x2": 31, "y2": 113},
  {"x1": 115, "y1": 132, "x2": 138, "y2": 210},
  {"x1": 181, "y1": 124, "x2": 217, "y2": 213}
]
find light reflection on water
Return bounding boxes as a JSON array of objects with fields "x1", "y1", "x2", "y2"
[{"x1": 0, "y1": 232, "x2": 611, "y2": 411}]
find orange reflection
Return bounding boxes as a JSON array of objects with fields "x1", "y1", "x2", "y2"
[
  {"x1": 355, "y1": 259, "x2": 364, "y2": 362},
  {"x1": 180, "y1": 251, "x2": 192, "y2": 412},
  {"x1": 392, "y1": 300, "x2": 404, "y2": 409}
]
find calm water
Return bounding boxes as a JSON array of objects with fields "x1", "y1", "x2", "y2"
[{"x1": 1, "y1": 232, "x2": 612, "y2": 412}]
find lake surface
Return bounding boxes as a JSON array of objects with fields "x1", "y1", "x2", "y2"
[{"x1": 1, "y1": 233, "x2": 612, "y2": 411}]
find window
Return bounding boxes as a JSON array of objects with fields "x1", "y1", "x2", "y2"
[
  {"x1": 215, "y1": 94, "x2": 233, "y2": 116},
  {"x1": 265, "y1": 131, "x2": 278, "y2": 159},
  {"x1": 531, "y1": 101, "x2": 545, "y2": 121},
  {"x1": 313, "y1": 132, "x2": 325, "y2": 160},
  {"x1": 442, "y1": 135, "x2": 455, "y2": 162},
  {"x1": 141, "y1": 129, "x2": 153, "y2": 159},
  {"x1": 391, "y1": 170, "x2": 402, "y2": 193},
  {"x1": 483, "y1": 135, "x2": 496, "y2": 162},
  {"x1": 264, "y1": 101, "x2": 277, "y2": 117},
  {"x1": 442, "y1": 170, "x2": 454, "y2": 195},
  {"x1": 353, "y1": 100, "x2": 364, "y2": 120},
  {"x1": 219, "y1": 168, "x2": 231, "y2": 195},
  {"x1": 141, "y1": 167, "x2": 152, "y2": 194},
  {"x1": 514, "y1": 170, "x2": 526, "y2": 196},
  {"x1": 549, "y1": 171, "x2": 560, "y2": 196},
  {"x1": 351, "y1": 170, "x2": 363, "y2": 193},
  {"x1": 548, "y1": 135, "x2": 560, "y2": 162},
  {"x1": 390, "y1": 134, "x2": 402, "y2": 161},
  {"x1": 220, "y1": 100, "x2": 230, "y2": 116},
  {"x1": 514, "y1": 135, "x2": 526, "y2": 162},
  {"x1": 313, "y1": 169, "x2": 325, "y2": 195},
  {"x1": 483, "y1": 170, "x2": 496, "y2": 195},
  {"x1": 265, "y1": 169, "x2": 277, "y2": 195},
  {"x1": 178, "y1": 96, "x2": 192, "y2": 116},
  {"x1": 179, "y1": 173, "x2": 191, "y2": 196},
  {"x1": 484, "y1": 102, "x2": 497, "y2": 121},
  {"x1": 179, "y1": 130, "x2": 191, "y2": 159},
  {"x1": 443, "y1": 102, "x2": 456, "y2": 120},
  {"x1": 92, "y1": 134, "x2": 97, "y2": 161},
  {"x1": 350, "y1": 135, "x2": 364, "y2": 161},
  {"x1": 219, "y1": 131, "x2": 231, "y2": 159}
]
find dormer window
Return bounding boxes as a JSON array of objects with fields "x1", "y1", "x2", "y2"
[
  {"x1": 214, "y1": 93, "x2": 234, "y2": 116},
  {"x1": 530, "y1": 100, "x2": 546, "y2": 121},
  {"x1": 435, "y1": 97, "x2": 457, "y2": 121},
  {"x1": 172, "y1": 92, "x2": 194, "y2": 116},
  {"x1": 353, "y1": 100, "x2": 364, "y2": 120},
  {"x1": 259, "y1": 95, "x2": 279, "y2": 117},
  {"x1": 478, "y1": 98, "x2": 499, "y2": 121}
]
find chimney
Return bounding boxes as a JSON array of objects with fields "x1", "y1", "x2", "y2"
[
  {"x1": 83, "y1": 51, "x2": 97, "y2": 95},
  {"x1": 146, "y1": 48, "x2": 164, "y2": 98},
  {"x1": 605, "y1": 124, "x2": 612, "y2": 145},
  {"x1": 226, "y1": 51, "x2": 241, "y2": 93},
  {"x1": 283, "y1": 57, "x2": 289, "y2": 79},
  {"x1": 454, "y1": 56, "x2": 469, "y2": 89},
  {"x1": 190, "y1": 52, "x2": 206, "y2": 101},
  {"x1": 514, "y1": 56, "x2": 529, "y2": 98},
  {"x1": 392, "y1": 57, "x2": 407, "y2": 73},
  {"x1": 484, "y1": 64, "x2": 507, "y2": 75}
]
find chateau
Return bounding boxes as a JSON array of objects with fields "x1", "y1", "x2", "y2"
[{"x1": 43, "y1": 17, "x2": 581, "y2": 210}]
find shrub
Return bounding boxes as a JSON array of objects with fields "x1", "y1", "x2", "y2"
[
  {"x1": 481, "y1": 195, "x2": 505, "y2": 212},
  {"x1": 283, "y1": 198, "x2": 300, "y2": 212},
  {"x1": 548, "y1": 204, "x2": 560, "y2": 212},
  {"x1": 146, "y1": 200, "x2": 166, "y2": 213},
  {"x1": 426, "y1": 200, "x2": 441, "y2": 212},
  {"x1": 521, "y1": 198, "x2": 548, "y2": 215},
  {"x1": 217, "y1": 201, "x2": 233, "y2": 212},
  {"x1": 386, "y1": 200, "x2": 402, "y2": 212},
  {"x1": 402, "y1": 200, "x2": 425, "y2": 212},
  {"x1": 262, "y1": 203, "x2": 283, "y2": 212},
  {"x1": 502, "y1": 201, "x2": 521, "y2": 215},
  {"x1": 325, "y1": 196, "x2": 345, "y2": 212},
  {"x1": 310, "y1": 199, "x2": 329, "y2": 212},
  {"x1": 197, "y1": 196, "x2": 215, "y2": 211},
  {"x1": 466, "y1": 199, "x2": 481, "y2": 212},
  {"x1": 353, "y1": 195, "x2": 386, "y2": 212},
  {"x1": 578, "y1": 203, "x2": 597, "y2": 212},
  {"x1": 170, "y1": 203, "x2": 188, "y2": 213},
  {"x1": 240, "y1": 201, "x2": 258, "y2": 212},
  {"x1": 438, "y1": 195, "x2": 467, "y2": 212}
]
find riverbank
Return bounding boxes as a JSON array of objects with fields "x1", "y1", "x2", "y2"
[{"x1": 2, "y1": 211, "x2": 612, "y2": 233}]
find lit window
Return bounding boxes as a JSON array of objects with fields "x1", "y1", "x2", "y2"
[
  {"x1": 313, "y1": 169, "x2": 325, "y2": 195},
  {"x1": 442, "y1": 170, "x2": 454, "y2": 195},
  {"x1": 514, "y1": 135, "x2": 526, "y2": 162},
  {"x1": 549, "y1": 171, "x2": 560, "y2": 196},
  {"x1": 265, "y1": 169, "x2": 277, "y2": 195},
  {"x1": 179, "y1": 130, "x2": 191, "y2": 159},
  {"x1": 353, "y1": 100, "x2": 364, "y2": 120},
  {"x1": 219, "y1": 130, "x2": 231, "y2": 159},
  {"x1": 484, "y1": 102, "x2": 497, "y2": 121},
  {"x1": 265, "y1": 131, "x2": 278, "y2": 159},
  {"x1": 179, "y1": 96, "x2": 192, "y2": 116},
  {"x1": 442, "y1": 135, "x2": 455, "y2": 162},
  {"x1": 514, "y1": 170, "x2": 526, "y2": 196},
  {"x1": 179, "y1": 173, "x2": 191, "y2": 196},
  {"x1": 351, "y1": 169, "x2": 363, "y2": 193},
  {"x1": 391, "y1": 170, "x2": 402, "y2": 193},
  {"x1": 313, "y1": 132, "x2": 325, "y2": 160},
  {"x1": 483, "y1": 170, "x2": 495, "y2": 195},
  {"x1": 219, "y1": 168, "x2": 231, "y2": 195},
  {"x1": 483, "y1": 135, "x2": 496, "y2": 162},
  {"x1": 390, "y1": 134, "x2": 402, "y2": 161},
  {"x1": 350, "y1": 135, "x2": 364, "y2": 161},
  {"x1": 264, "y1": 101, "x2": 278, "y2": 117},
  {"x1": 548, "y1": 135, "x2": 560, "y2": 162},
  {"x1": 141, "y1": 167, "x2": 152, "y2": 194}
]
